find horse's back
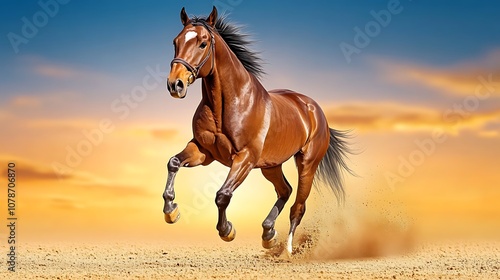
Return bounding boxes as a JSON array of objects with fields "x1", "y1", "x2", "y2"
[
  {"x1": 268, "y1": 89, "x2": 322, "y2": 110},
  {"x1": 268, "y1": 89, "x2": 329, "y2": 137}
]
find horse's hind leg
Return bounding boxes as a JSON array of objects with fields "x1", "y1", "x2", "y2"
[
  {"x1": 260, "y1": 165, "x2": 292, "y2": 249},
  {"x1": 286, "y1": 151, "x2": 323, "y2": 254},
  {"x1": 163, "y1": 140, "x2": 212, "y2": 223}
]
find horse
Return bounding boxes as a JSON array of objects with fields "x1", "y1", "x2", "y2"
[{"x1": 163, "y1": 6, "x2": 352, "y2": 254}]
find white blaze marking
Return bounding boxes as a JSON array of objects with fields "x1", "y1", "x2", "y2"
[
  {"x1": 287, "y1": 233, "x2": 293, "y2": 254},
  {"x1": 185, "y1": 31, "x2": 198, "y2": 42}
]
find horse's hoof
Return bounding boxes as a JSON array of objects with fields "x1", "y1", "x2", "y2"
[
  {"x1": 164, "y1": 206, "x2": 180, "y2": 224},
  {"x1": 220, "y1": 224, "x2": 236, "y2": 242},
  {"x1": 262, "y1": 230, "x2": 278, "y2": 249}
]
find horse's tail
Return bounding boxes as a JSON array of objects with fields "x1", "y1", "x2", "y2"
[{"x1": 314, "y1": 128, "x2": 354, "y2": 204}]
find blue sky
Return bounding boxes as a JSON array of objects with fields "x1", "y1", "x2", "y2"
[{"x1": 2, "y1": 1, "x2": 500, "y2": 92}]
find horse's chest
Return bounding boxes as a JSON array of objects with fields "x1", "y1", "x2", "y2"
[{"x1": 193, "y1": 108, "x2": 234, "y2": 165}]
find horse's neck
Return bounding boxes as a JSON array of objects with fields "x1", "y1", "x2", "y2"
[{"x1": 201, "y1": 38, "x2": 267, "y2": 119}]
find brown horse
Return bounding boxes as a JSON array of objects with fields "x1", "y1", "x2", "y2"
[{"x1": 163, "y1": 6, "x2": 352, "y2": 254}]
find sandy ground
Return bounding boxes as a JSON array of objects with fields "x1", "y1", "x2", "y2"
[{"x1": 2, "y1": 240, "x2": 499, "y2": 279}]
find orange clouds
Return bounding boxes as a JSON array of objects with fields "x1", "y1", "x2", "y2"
[
  {"x1": 1, "y1": 91, "x2": 81, "y2": 124},
  {"x1": 325, "y1": 102, "x2": 436, "y2": 131},
  {"x1": 25, "y1": 118, "x2": 100, "y2": 130},
  {"x1": 9, "y1": 95, "x2": 42, "y2": 108},
  {"x1": 32, "y1": 60, "x2": 111, "y2": 82},
  {"x1": 35, "y1": 64, "x2": 82, "y2": 79},
  {"x1": 119, "y1": 126, "x2": 179, "y2": 140},
  {"x1": 0, "y1": 156, "x2": 72, "y2": 181},
  {"x1": 0, "y1": 155, "x2": 150, "y2": 196},
  {"x1": 150, "y1": 128, "x2": 179, "y2": 140},
  {"x1": 326, "y1": 50, "x2": 500, "y2": 136},
  {"x1": 49, "y1": 197, "x2": 84, "y2": 210},
  {"x1": 325, "y1": 102, "x2": 500, "y2": 137},
  {"x1": 374, "y1": 49, "x2": 500, "y2": 97}
]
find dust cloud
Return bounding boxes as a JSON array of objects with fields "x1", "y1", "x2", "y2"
[{"x1": 266, "y1": 183, "x2": 416, "y2": 260}]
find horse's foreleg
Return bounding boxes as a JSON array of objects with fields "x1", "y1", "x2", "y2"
[
  {"x1": 260, "y1": 165, "x2": 292, "y2": 249},
  {"x1": 163, "y1": 140, "x2": 212, "y2": 223},
  {"x1": 215, "y1": 148, "x2": 255, "y2": 241}
]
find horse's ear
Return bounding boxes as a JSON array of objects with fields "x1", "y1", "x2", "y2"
[
  {"x1": 206, "y1": 6, "x2": 218, "y2": 27},
  {"x1": 180, "y1": 7, "x2": 190, "y2": 26}
]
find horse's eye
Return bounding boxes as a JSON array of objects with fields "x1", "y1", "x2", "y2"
[{"x1": 200, "y1": 42, "x2": 207, "y2": 49}]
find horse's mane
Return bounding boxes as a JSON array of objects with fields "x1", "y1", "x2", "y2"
[{"x1": 190, "y1": 15, "x2": 265, "y2": 79}]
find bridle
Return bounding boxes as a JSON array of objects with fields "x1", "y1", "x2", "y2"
[{"x1": 170, "y1": 22, "x2": 216, "y2": 86}]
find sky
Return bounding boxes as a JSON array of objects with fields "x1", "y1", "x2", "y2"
[{"x1": 1, "y1": 1, "x2": 500, "y2": 244}]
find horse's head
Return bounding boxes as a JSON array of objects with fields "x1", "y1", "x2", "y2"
[{"x1": 167, "y1": 7, "x2": 218, "y2": 99}]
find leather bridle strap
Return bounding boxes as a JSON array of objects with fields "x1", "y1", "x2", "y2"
[{"x1": 170, "y1": 27, "x2": 215, "y2": 85}]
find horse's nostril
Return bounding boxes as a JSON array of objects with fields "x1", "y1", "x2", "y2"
[{"x1": 175, "y1": 79, "x2": 184, "y2": 93}]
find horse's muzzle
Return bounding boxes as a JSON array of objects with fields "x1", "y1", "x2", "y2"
[{"x1": 167, "y1": 78, "x2": 187, "y2": 99}]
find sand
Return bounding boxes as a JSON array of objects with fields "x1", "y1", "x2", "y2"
[{"x1": 2, "y1": 240, "x2": 499, "y2": 279}]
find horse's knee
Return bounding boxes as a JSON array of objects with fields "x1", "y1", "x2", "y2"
[
  {"x1": 215, "y1": 189, "x2": 232, "y2": 209},
  {"x1": 168, "y1": 156, "x2": 181, "y2": 172}
]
